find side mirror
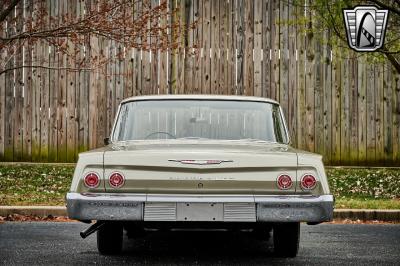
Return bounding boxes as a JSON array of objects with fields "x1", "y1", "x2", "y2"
[{"x1": 104, "y1": 137, "x2": 110, "y2": 146}]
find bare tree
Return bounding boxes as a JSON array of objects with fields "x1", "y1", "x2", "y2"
[{"x1": 0, "y1": 0, "x2": 195, "y2": 75}]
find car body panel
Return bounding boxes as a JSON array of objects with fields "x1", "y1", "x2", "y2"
[{"x1": 103, "y1": 141, "x2": 299, "y2": 194}]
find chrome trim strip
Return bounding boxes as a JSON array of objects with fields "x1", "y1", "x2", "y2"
[
  {"x1": 168, "y1": 159, "x2": 234, "y2": 165},
  {"x1": 110, "y1": 103, "x2": 122, "y2": 143},
  {"x1": 146, "y1": 194, "x2": 255, "y2": 203},
  {"x1": 279, "y1": 105, "x2": 290, "y2": 145},
  {"x1": 111, "y1": 96, "x2": 282, "y2": 143},
  {"x1": 120, "y1": 95, "x2": 280, "y2": 105},
  {"x1": 254, "y1": 194, "x2": 333, "y2": 203}
]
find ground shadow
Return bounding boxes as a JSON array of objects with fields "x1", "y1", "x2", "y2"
[{"x1": 111, "y1": 230, "x2": 287, "y2": 264}]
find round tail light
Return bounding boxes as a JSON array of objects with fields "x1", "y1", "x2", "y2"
[
  {"x1": 109, "y1": 172, "x2": 125, "y2": 188},
  {"x1": 84, "y1": 172, "x2": 100, "y2": 188},
  {"x1": 301, "y1": 174, "x2": 317, "y2": 190},
  {"x1": 277, "y1": 174, "x2": 293, "y2": 190}
]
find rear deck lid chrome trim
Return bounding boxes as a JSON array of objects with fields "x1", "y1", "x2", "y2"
[{"x1": 168, "y1": 159, "x2": 233, "y2": 165}]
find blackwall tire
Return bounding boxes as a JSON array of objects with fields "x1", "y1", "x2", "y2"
[
  {"x1": 273, "y1": 222, "x2": 300, "y2": 257},
  {"x1": 97, "y1": 222, "x2": 123, "y2": 255}
]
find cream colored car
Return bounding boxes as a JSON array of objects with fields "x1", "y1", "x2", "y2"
[{"x1": 66, "y1": 95, "x2": 334, "y2": 257}]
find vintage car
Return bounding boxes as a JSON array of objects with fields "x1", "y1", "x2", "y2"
[{"x1": 66, "y1": 95, "x2": 334, "y2": 257}]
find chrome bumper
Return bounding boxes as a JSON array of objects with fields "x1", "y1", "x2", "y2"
[{"x1": 66, "y1": 193, "x2": 334, "y2": 223}]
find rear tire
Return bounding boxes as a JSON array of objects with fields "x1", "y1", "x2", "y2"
[
  {"x1": 273, "y1": 222, "x2": 300, "y2": 257},
  {"x1": 97, "y1": 222, "x2": 123, "y2": 255},
  {"x1": 252, "y1": 224, "x2": 272, "y2": 241},
  {"x1": 126, "y1": 224, "x2": 146, "y2": 239}
]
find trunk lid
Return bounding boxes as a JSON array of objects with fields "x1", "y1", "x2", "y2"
[{"x1": 103, "y1": 140, "x2": 298, "y2": 194}]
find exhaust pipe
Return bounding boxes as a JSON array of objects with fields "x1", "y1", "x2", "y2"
[{"x1": 80, "y1": 221, "x2": 105, "y2": 239}]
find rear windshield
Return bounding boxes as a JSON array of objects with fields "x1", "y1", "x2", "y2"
[{"x1": 112, "y1": 100, "x2": 288, "y2": 143}]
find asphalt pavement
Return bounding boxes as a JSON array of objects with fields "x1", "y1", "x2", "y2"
[{"x1": 0, "y1": 222, "x2": 399, "y2": 265}]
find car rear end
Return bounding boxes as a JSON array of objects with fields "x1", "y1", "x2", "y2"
[{"x1": 66, "y1": 95, "x2": 334, "y2": 257}]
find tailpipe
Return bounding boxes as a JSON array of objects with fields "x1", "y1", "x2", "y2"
[{"x1": 80, "y1": 221, "x2": 105, "y2": 239}]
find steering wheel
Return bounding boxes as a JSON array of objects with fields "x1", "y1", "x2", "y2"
[{"x1": 144, "y1": 131, "x2": 176, "y2": 139}]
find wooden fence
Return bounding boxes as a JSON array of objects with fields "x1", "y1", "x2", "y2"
[{"x1": 0, "y1": 0, "x2": 399, "y2": 165}]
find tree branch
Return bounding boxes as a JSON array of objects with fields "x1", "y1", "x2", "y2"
[
  {"x1": 0, "y1": 0, "x2": 21, "y2": 23},
  {"x1": 0, "y1": 65, "x2": 93, "y2": 76},
  {"x1": 368, "y1": 0, "x2": 400, "y2": 16},
  {"x1": 383, "y1": 52, "x2": 400, "y2": 74},
  {"x1": 325, "y1": 1, "x2": 347, "y2": 44}
]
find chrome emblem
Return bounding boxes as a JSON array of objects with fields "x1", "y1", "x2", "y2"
[
  {"x1": 343, "y1": 6, "x2": 388, "y2": 52},
  {"x1": 168, "y1": 159, "x2": 233, "y2": 165}
]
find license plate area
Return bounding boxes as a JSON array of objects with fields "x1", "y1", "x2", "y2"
[{"x1": 177, "y1": 203, "x2": 223, "y2": 221}]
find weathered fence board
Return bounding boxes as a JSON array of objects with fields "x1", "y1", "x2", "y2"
[
  {"x1": 184, "y1": 0, "x2": 194, "y2": 94},
  {"x1": 331, "y1": 44, "x2": 341, "y2": 164},
  {"x1": 202, "y1": 0, "x2": 211, "y2": 94},
  {"x1": 0, "y1": 17, "x2": 5, "y2": 159},
  {"x1": 366, "y1": 63, "x2": 376, "y2": 164},
  {"x1": 271, "y1": 0, "x2": 279, "y2": 101},
  {"x1": 48, "y1": 0, "x2": 59, "y2": 161},
  {"x1": 288, "y1": 2, "x2": 297, "y2": 148},
  {"x1": 384, "y1": 63, "x2": 393, "y2": 164},
  {"x1": 253, "y1": 0, "x2": 262, "y2": 97},
  {"x1": 219, "y1": 0, "x2": 227, "y2": 95},
  {"x1": 235, "y1": 0, "x2": 244, "y2": 95},
  {"x1": 358, "y1": 56, "x2": 366, "y2": 164},
  {"x1": 14, "y1": 1, "x2": 23, "y2": 161},
  {"x1": 57, "y1": 0, "x2": 67, "y2": 162},
  {"x1": 349, "y1": 54, "x2": 358, "y2": 163},
  {"x1": 313, "y1": 19, "x2": 323, "y2": 158},
  {"x1": 261, "y1": 0, "x2": 271, "y2": 99},
  {"x1": 376, "y1": 64, "x2": 385, "y2": 164},
  {"x1": 0, "y1": 0, "x2": 399, "y2": 166},
  {"x1": 305, "y1": 4, "x2": 315, "y2": 153},
  {"x1": 279, "y1": 0, "x2": 288, "y2": 123},
  {"x1": 211, "y1": 0, "x2": 219, "y2": 94},
  {"x1": 243, "y1": 0, "x2": 253, "y2": 96},
  {"x1": 322, "y1": 30, "x2": 332, "y2": 163},
  {"x1": 394, "y1": 72, "x2": 400, "y2": 163},
  {"x1": 4, "y1": 12, "x2": 14, "y2": 161},
  {"x1": 77, "y1": 0, "x2": 89, "y2": 154},
  {"x1": 340, "y1": 49, "x2": 350, "y2": 164}
]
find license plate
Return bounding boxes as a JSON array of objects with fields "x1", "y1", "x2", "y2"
[{"x1": 177, "y1": 203, "x2": 223, "y2": 221}]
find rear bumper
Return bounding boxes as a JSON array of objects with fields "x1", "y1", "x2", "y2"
[{"x1": 66, "y1": 193, "x2": 334, "y2": 223}]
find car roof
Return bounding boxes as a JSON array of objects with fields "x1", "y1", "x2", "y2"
[{"x1": 120, "y1": 94, "x2": 279, "y2": 105}]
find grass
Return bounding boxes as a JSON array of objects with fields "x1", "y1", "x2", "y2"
[
  {"x1": 326, "y1": 168, "x2": 400, "y2": 199},
  {"x1": 326, "y1": 167, "x2": 400, "y2": 209},
  {"x1": 0, "y1": 164, "x2": 399, "y2": 209},
  {"x1": 334, "y1": 198, "x2": 400, "y2": 209},
  {"x1": 0, "y1": 164, "x2": 73, "y2": 206}
]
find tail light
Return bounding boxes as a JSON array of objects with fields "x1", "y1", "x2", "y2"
[
  {"x1": 301, "y1": 174, "x2": 317, "y2": 190},
  {"x1": 84, "y1": 172, "x2": 100, "y2": 188},
  {"x1": 109, "y1": 172, "x2": 125, "y2": 188},
  {"x1": 277, "y1": 174, "x2": 293, "y2": 190}
]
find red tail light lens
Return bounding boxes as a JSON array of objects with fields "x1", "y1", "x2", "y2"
[
  {"x1": 301, "y1": 174, "x2": 317, "y2": 190},
  {"x1": 277, "y1": 174, "x2": 293, "y2": 190},
  {"x1": 109, "y1": 172, "x2": 125, "y2": 188},
  {"x1": 84, "y1": 172, "x2": 100, "y2": 188}
]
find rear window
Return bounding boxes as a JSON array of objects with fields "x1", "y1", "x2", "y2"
[{"x1": 112, "y1": 100, "x2": 288, "y2": 143}]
